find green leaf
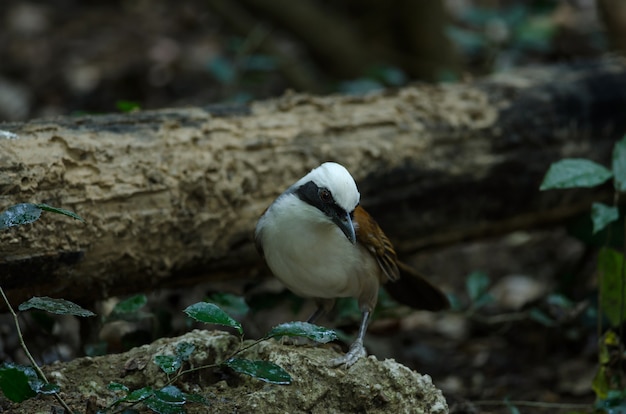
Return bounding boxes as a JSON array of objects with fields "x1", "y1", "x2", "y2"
[
  {"x1": 111, "y1": 294, "x2": 148, "y2": 315},
  {"x1": 528, "y1": 308, "x2": 555, "y2": 327},
  {"x1": 175, "y1": 342, "x2": 195, "y2": 362},
  {"x1": 144, "y1": 386, "x2": 186, "y2": 414},
  {"x1": 208, "y1": 293, "x2": 249, "y2": 316},
  {"x1": 144, "y1": 397, "x2": 186, "y2": 414},
  {"x1": 183, "y1": 302, "x2": 242, "y2": 334},
  {"x1": 120, "y1": 387, "x2": 154, "y2": 403},
  {"x1": 108, "y1": 382, "x2": 130, "y2": 392},
  {"x1": 154, "y1": 355, "x2": 181, "y2": 375},
  {"x1": 266, "y1": 322, "x2": 337, "y2": 343},
  {"x1": 592, "y1": 202, "x2": 619, "y2": 234},
  {"x1": 540, "y1": 158, "x2": 612, "y2": 190},
  {"x1": 115, "y1": 100, "x2": 141, "y2": 113},
  {"x1": 107, "y1": 294, "x2": 151, "y2": 323},
  {"x1": 0, "y1": 203, "x2": 42, "y2": 230},
  {"x1": 36, "y1": 204, "x2": 85, "y2": 222},
  {"x1": 183, "y1": 392, "x2": 210, "y2": 406},
  {"x1": 613, "y1": 135, "x2": 626, "y2": 192},
  {"x1": 37, "y1": 383, "x2": 61, "y2": 394},
  {"x1": 18, "y1": 297, "x2": 95, "y2": 317},
  {"x1": 224, "y1": 358, "x2": 291, "y2": 384},
  {"x1": 466, "y1": 271, "x2": 492, "y2": 304},
  {"x1": 153, "y1": 386, "x2": 186, "y2": 404},
  {"x1": 598, "y1": 248, "x2": 626, "y2": 327},
  {"x1": 0, "y1": 364, "x2": 37, "y2": 402}
]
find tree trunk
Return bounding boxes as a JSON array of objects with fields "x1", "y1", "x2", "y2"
[{"x1": 1, "y1": 58, "x2": 626, "y2": 308}]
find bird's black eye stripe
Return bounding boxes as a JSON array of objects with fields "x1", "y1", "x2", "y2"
[
  {"x1": 319, "y1": 188, "x2": 333, "y2": 203},
  {"x1": 296, "y1": 181, "x2": 340, "y2": 213}
]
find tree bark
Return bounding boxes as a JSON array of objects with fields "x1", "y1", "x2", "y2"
[{"x1": 1, "y1": 58, "x2": 626, "y2": 308}]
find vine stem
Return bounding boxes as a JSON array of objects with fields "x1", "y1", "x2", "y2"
[{"x1": 0, "y1": 286, "x2": 74, "y2": 414}]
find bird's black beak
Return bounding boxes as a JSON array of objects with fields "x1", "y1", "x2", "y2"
[{"x1": 333, "y1": 211, "x2": 356, "y2": 244}]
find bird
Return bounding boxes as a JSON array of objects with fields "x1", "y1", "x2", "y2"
[{"x1": 254, "y1": 162, "x2": 449, "y2": 367}]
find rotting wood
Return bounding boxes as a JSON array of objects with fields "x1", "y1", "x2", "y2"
[{"x1": 1, "y1": 58, "x2": 626, "y2": 307}]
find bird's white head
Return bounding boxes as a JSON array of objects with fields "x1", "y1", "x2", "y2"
[{"x1": 294, "y1": 162, "x2": 360, "y2": 213}]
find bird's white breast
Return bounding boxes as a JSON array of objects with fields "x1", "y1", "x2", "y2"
[{"x1": 256, "y1": 194, "x2": 377, "y2": 300}]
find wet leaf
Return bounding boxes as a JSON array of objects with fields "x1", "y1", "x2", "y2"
[
  {"x1": 154, "y1": 355, "x2": 181, "y2": 375},
  {"x1": 598, "y1": 248, "x2": 626, "y2": 327},
  {"x1": 37, "y1": 383, "x2": 60, "y2": 394},
  {"x1": 183, "y1": 302, "x2": 242, "y2": 334},
  {"x1": 108, "y1": 382, "x2": 130, "y2": 392},
  {"x1": 121, "y1": 387, "x2": 153, "y2": 403},
  {"x1": 144, "y1": 386, "x2": 186, "y2": 414},
  {"x1": 175, "y1": 342, "x2": 195, "y2": 361},
  {"x1": 0, "y1": 203, "x2": 41, "y2": 230},
  {"x1": 0, "y1": 363, "x2": 37, "y2": 402},
  {"x1": 266, "y1": 322, "x2": 337, "y2": 343},
  {"x1": 107, "y1": 294, "x2": 151, "y2": 323},
  {"x1": 18, "y1": 297, "x2": 95, "y2": 317},
  {"x1": 113, "y1": 294, "x2": 147, "y2": 314},
  {"x1": 466, "y1": 271, "x2": 493, "y2": 308},
  {"x1": 591, "y1": 202, "x2": 619, "y2": 234},
  {"x1": 36, "y1": 203, "x2": 85, "y2": 222},
  {"x1": 540, "y1": 158, "x2": 612, "y2": 190},
  {"x1": 153, "y1": 386, "x2": 185, "y2": 404},
  {"x1": 224, "y1": 358, "x2": 291, "y2": 384}
]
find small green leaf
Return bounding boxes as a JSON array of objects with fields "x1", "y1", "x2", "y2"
[
  {"x1": 208, "y1": 292, "x2": 249, "y2": 316},
  {"x1": 116, "y1": 100, "x2": 141, "y2": 113},
  {"x1": 154, "y1": 355, "x2": 181, "y2": 375},
  {"x1": 0, "y1": 364, "x2": 37, "y2": 402},
  {"x1": 598, "y1": 248, "x2": 626, "y2": 327},
  {"x1": 224, "y1": 358, "x2": 291, "y2": 384},
  {"x1": 107, "y1": 295, "x2": 151, "y2": 323},
  {"x1": 540, "y1": 158, "x2": 612, "y2": 190},
  {"x1": 175, "y1": 342, "x2": 195, "y2": 361},
  {"x1": 121, "y1": 387, "x2": 153, "y2": 403},
  {"x1": 112, "y1": 294, "x2": 148, "y2": 315},
  {"x1": 144, "y1": 397, "x2": 186, "y2": 414},
  {"x1": 36, "y1": 204, "x2": 85, "y2": 222},
  {"x1": 466, "y1": 271, "x2": 492, "y2": 306},
  {"x1": 591, "y1": 202, "x2": 619, "y2": 234},
  {"x1": 37, "y1": 383, "x2": 61, "y2": 394},
  {"x1": 153, "y1": 386, "x2": 186, "y2": 404},
  {"x1": 108, "y1": 382, "x2": 130, "y2": 392},
  {"x1": 144, "y1": 386, "x2": 186, "y2": 414},
  {"x1": 183, "y1": 392, "x2": 210, "y2": 406},
  {"x1": 613, "y1": 135, "x2": 626, "y2": 192},
  {"x1": 266, "y1": 322, "x2": 337, "y2": 343},
  {"x1": 0, "y1": 203, "x2": 42, "y2": 230},
  {"x1": 528, "y1": 308, "x2": 555, "y2": 327},
  {"x1": 18, "y1": 297, "x2": 95, "y2": 317},
  {"x1": 183, "y1": 302, "x2": 242, "y2": 334}
]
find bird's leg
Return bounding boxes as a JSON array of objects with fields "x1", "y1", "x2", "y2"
[
  {"x1": 307, "y1": 298, "x2": 335, "y2": 324},
  {"x1": 306, "y1": 306, "x2": 326, "y2": 324},
  {"x1": 329, "y1": 309, "x2": 370, "y2": 368}
]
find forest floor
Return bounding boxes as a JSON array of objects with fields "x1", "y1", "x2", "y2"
[{"x1": 0, "y1": 1, "x2": 608, "y2": 413}]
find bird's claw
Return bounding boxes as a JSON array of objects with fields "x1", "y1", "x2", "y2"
[{"x1": 329, "y1": 340, "x2": 367, "y2": 368}]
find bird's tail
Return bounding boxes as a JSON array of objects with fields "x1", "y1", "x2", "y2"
[{"x1": 384, "y1": 261, "x2": 450, "y2": 311}]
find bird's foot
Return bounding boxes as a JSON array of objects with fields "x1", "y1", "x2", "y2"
[{"x1": 329, "y1": 340, "x2": 367, "y2": 368}]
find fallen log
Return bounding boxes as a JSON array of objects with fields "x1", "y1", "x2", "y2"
[{"x1": 1, "y1": 58, "x2": 625, "y2": 307}]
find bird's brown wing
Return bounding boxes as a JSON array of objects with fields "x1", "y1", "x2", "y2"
[{"x1": 353, "y1": 205, "x2": 400, "y2": 283}]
